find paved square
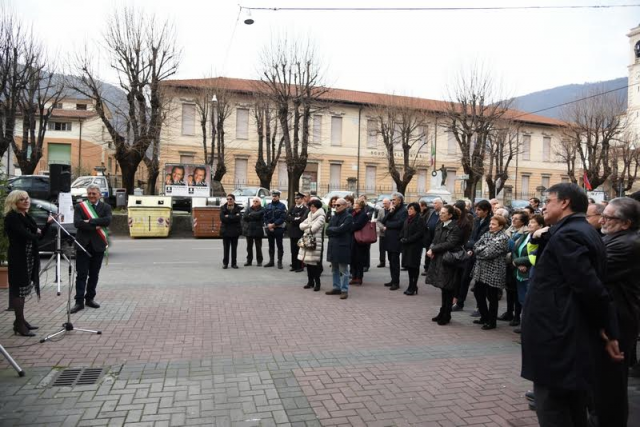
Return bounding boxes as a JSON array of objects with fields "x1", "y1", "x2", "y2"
[{"x1": 0, "y1": 238, "x2": 638, "y2": 426}]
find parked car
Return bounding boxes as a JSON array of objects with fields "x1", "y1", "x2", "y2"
[
  {"x1": 507, "y1": 199, "x2": 531, "y2": 211},
  {"x1": 29, "y1": 199, "x2": 77, "y2": 258},
  {"x1": 418, "y1": 189, "x2": 453, "y2": 205},
  {"x1": 6, "y1": 175, "x2": 51, "y2": 201},
  {"x1": 374, "y1": 194, "x2": 393, "y2": 209},
  {"x1": 71, "y1": 175, "x2": 112, "y2": 200}
]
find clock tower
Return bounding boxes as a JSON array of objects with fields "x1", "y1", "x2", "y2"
[{"x1": 627, "y1": 24, "x2": 640, "y2": 139}]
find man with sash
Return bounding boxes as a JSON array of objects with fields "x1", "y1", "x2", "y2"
[{"x1": 70, "y1": 184, "x2": 112, "y2": 314}]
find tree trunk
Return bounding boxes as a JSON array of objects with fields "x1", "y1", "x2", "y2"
[
  {"x1": 143, "y1": 156, "x2": 159, "y2": 195},
  {"x1": 116, "y1": 154, "x2": 142, "y2": 194}
]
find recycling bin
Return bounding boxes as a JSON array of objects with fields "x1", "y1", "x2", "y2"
[
  {"x1": 127, "y1": 196, "x2": 172, "y2": 237},
  {"x1": 192, "y1": 206, "x2": 222, "y2": 238}
]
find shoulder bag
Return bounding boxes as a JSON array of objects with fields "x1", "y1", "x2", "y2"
[
  {"x1": 354, "y1": 220, "x2": 377, "y2": 244},
  {"x1": 442, "y1": 246, "x2": 468, "y2": 266}
]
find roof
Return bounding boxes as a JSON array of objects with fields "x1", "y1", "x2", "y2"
[
  {"x1": 51, "y1": 109, "x2": 98, "y2": 119},
  {"x1": 162, "y1": 76, "x2": 566, "y2": 127}
]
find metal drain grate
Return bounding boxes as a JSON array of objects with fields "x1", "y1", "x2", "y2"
[{"x1": 51, "y1": 368, "x2": 104, "y2": 387}]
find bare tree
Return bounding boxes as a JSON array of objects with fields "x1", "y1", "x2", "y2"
[
  {"x1": 484, "y1": 122, "x2": 520, "y2": 198},
  {"x1": 609, "y1": 130, "x2": 640, "y2": 196},
  {"x1": 14, "y1": 65, "x2": 65, "y2": 175},
  {"x1": 441, "y1": 66, "x2": 512, "y2": 200},
  {"x1": 372, "y1": 95, "x2": 429, "y2": 196},
  {"x1": 188, "y1": 79, "x2": 232, "y2": 195},
  {"x1": 71, "y1": 8, "x2": 180, "y2": 194},
  {"x1": 258, "y1": 37, "x2": 328, "y2": 206},
  {"x1": 560, "y1": 88, "x2": 625, "y2": 189},
  {"x1": 554, "y1": 137, "x2": 578, "y2": 184},
  {"x1": 254, "y1": 98, "x2": 284, "y2": 189},
  {"x1": 0, "y1": 11, "x2": 40, "y2": 161}
]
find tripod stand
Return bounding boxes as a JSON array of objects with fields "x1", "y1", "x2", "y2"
[
  {"x1": 41, "y1": 222, "x2": 65, "y2": 296},
  {"x1": 0, "y1": 343, "x2": 25, "y2": 377},
  {"x1": 40, "y1": 215, "x2": 101, "y2": 344}
]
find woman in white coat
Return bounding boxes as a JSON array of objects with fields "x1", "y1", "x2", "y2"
[{"x1": 298, "y1": 198, "x2": 326, "y2": 291}]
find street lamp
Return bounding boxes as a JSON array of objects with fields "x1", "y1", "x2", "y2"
[{"x1": 242, "y1": 9, "x2": 254, "y2": 25}]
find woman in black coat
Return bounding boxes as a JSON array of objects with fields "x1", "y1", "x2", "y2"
[
  {"x1": 425, "y1": 205, "x2": 463, "y2": 325},
  {"x1": 242, "y1": 197, "x2": 265, "y2": 266},
  {"x1": 220, "y1": 194, "x2": 243, "y2": 269},
  {"x1": 4, "y1": 190, "x2": 51, "y2": 336},
  {"x1": 349, "y1": 200, "x2": 370, "y2": 285},
  {"x1": 401, "y1": 202, "x2": 425, "y2": 295}
]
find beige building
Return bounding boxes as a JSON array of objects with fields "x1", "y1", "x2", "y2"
[
  {"x1": 14, "y1": 98, "x2": 114, "y2": 179},
  {"x1": 159, "y1": 77, "x2": 568, "y2": 202}
]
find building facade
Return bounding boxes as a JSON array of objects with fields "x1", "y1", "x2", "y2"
[{"x1": 158, "y1": 77, "x2": 568, "y2": 202}]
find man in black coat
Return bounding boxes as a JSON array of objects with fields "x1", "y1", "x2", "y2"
[
  {"x1": 453, "y1": 199, "x2": 492, "y2": 311},
  {"x1": 381, "y1": 192, "x2": 408, "y2": 290},
  {"x1": 243, "y1": 198, "x2": 265, "y2": 266},
  {"x1": 286, "y1": 192, "x2": 309, "y2": 272},
  {"x1": 593, "y1": 197, "x2": 640, "y2": 427},
  {"x1": 521, "y1": 183, "x2": 623, "y2": 427},
  {"x1": 375, "y1": 198, "x2": 391, "y2": 267},
  {"x1": 70, "y1": 184, "x2": 112, "y2": 314},
  {"x1": 263, "y1": 190, "x2": 287, "y2": 269},
  {"x1": 422, "y1": 197, "x2": 442, "y2": 276},
  {"x1": 325, "y1": 198, "x2": 353, "y2": 299}
]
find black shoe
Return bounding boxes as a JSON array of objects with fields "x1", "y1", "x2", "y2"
[
  {"x1": 437, "y1": 318, "x2": 450, "y2": 325},
  {"x1": 24, "y1": 320, "x2": 38, "y2": 330},
  {"x1": 223, "y1": 265, "x2": 228, "y2": 269},
  {"x1": 277, "y1": 261, "x2": 283, "y2": 269},
  {"x1": 325, "y1": 289, "x2": 341, "y2": 295},
  {"x1": 314, "y1": 282, "x2": 321, "y2": 292},
  {"x1": 264, "y1": 262, "x2": 275, "y2": 268},
  {"x1": 244, "y1": 261, "x2": 252, "y2": 266},
  {"x1": 404, "y1": 289, "x2": 418, "y2": 296},
  {"x1": 389, "y1": 284, "x2": 400, "y2": 291},
  {"x1": 384, "y1": 282, "x2": 393, "y2": 287},
  {"x1": 432, "y1": 314, "x2": 442, "y2": 322},
  {"x1": 470, "y1": 310, "x2": 481, "y2": 318},
  {"x1": 376, "y1": 263, "x2": 386, "y2": 268},
  {"x1": 257, "y1": 262, "x2": 263, "y2": 267},
  {"x1": 525, "y1": 391, "x2": 535, "y2": 401},
  {"x1": 497, "y1": 312, "x2": 514, "y2": 321},
  {"x1": 481, "y1": 323, "x2": 496, "y2": 330},
  {"x1": 85, "y1": 300, "x2": 100, "y2": 309},
  {"x1": 294, "y1": 268, "x2": 304, "y2": 273},
  {"x1": 231, "y1": 265, "x2": 239, "y2": 269},
  {"x1": 513, "y1": 328, "x2": 521, "y2": 334},
  {"x1": 509, "y1": 318, "x2": 520, "y2": 327},
  {"x1": 451, "y1": 304, "x2": 463, "y2": 312},
  {"x1": 289, "y1": 267, "x2": 296, "y2": 271},
  {"x1": 70, "y1": 303, "x2": 85, "y2": 314},
  {"x1": 303, "y1": 283, "x2": 313, "y2": 289},
  {"x1": 13, "y1": 325, "x2": 35, "y2": 337},
  {"x1": 363, "y1": 267, "x2": 369, "y2": 272}
]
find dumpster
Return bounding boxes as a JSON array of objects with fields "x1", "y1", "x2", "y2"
[
  {"x1": 192, "y1": 206, "x2": 222, "y2": 238},
  {"x1": 127, "y1": 196, "x2": 172, "y2": 237}
]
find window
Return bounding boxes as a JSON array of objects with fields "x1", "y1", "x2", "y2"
[
  {"x1": 447, "y1": 132, "x2": 457, "y2": 155},
  {"x1": 48, "y1": 122, "x2": 72, "y2": 131},
  {"x1": 541, "y1": 175, "x2": 550, "y2": 189},
  {"x1": 313, "y1": 115, "x2": 322, "y2": 144},
  {"x1": 561, "y1": 177, "x2": 570, "y2": 184},
  {"x1": 521, "y1": 175, "x2": 530, "y2": 196},
  {"x1": 278, "y1": 161, "x2": 288, "y2": 189},
  {"x1": 365, "y1": 166, "x2": 376, "y2": 192},
  {"x1": 181, "y1": 104, "x2": 195, "y2": 136},
  {"x1": 522, "y1": 134, "x2": 531, "y2": 160},
  {"x1": 236, "y1": 108, "x2": 249, "y2": 140},
  {"x1": 330, "y1": 163, "x2": 341, "y2": 190},
  {"x1": 543, "y1": 136, "x2": 551, "y2": 162},
  {"x1": 76, "y1": 103, "x2": 87, "y2": 111},
  {"x1": 234, "y1": 158, "x2": 248, "y2": 185},
  {"x1": 393, "y1": 123, "x2": 403, "y2": 151},
  {"x1": 53, "y1": 102, "x2": 62, "y2": 109},
  {"x1": 331, "y1": 117, "x2": 342, "y2": 146},
  {"x1": 417, "y1": 169, "x2": 426, "y2": 193},
  {"x1": 367, "y1": 119, "x2": 377, "y2": 148},
  {"x1": 418, "y1": 126, "x2": 427, "y2": 146},
  {"x1": 180, "y1": 154, "x2": 194, "y2": 164}
]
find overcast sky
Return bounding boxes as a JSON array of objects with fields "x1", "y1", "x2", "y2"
[{"x1": 13, "y1": 0, "x2": 639, "y2": 106}]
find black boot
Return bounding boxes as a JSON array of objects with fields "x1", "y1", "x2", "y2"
[
  {"x1": 264, "y1": 258, "x2": 275, "y2": 268},
  {"x1": 304, "y1": 267, "x2": 314, "y2": 289},
  {"x1": 314, "y1": 276, "x2": 321, "y2": 292},
  {"x1": 12, "y1": 297, "x2": 35, "y2": 337},
  {"x1": 277, "y1": 260, "x2": 283, "y2": 269}
]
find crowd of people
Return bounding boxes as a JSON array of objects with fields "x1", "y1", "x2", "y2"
[{"x1": 217, "y1": 185, "x2": 640, "y2": 426}]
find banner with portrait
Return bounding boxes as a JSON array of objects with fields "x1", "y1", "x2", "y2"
[{"x1": 163, "y1": 164, "x2": 211, "y2": 197}]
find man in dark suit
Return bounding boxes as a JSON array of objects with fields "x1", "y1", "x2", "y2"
[
  {"x1": 521, "y1": 183, "x2": 622, "y2": 427},
  {"x1": 286, "y1": 192, "x2": 309, "y2": 272},
  {"x1": 70, "y1": 184, "x2": 112, "y2": 313},
  {"x1": 381, "y1": 192, "x2": 408, "y2": 290}
]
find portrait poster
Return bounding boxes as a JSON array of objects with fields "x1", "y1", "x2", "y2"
[{"x1": 163, "y1": 164, "x2": 211, "y2": 197}]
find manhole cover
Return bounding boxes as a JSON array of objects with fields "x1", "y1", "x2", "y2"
[{"x1": 51, "y1": 368, "x2": 104, "y2": 387}]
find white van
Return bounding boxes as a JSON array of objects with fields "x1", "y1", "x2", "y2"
[{"x1": 71, "y1": 175, "x2": 111, "y2": 199}]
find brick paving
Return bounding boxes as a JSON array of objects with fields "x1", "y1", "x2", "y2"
[{"x1": 0, "y1": 238, "x2": 637, "y2": 426}]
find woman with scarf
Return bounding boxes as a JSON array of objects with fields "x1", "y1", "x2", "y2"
[{"x1": 298, "y1": 198, "x2": 326, "y2": 291}]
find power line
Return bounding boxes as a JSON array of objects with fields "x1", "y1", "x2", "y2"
[
  {"x1": 514, "y1": 82, "x2": 635, "y2": 120},
  {"x1": 241, "y1": 4, "x2": 640, "y2": 12}
]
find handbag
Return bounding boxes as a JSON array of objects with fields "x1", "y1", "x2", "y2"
[
  {"x1": 442, "y1": 246, "x2": 468, "y2": 266},
  {"x1": 354, "y1": 221, "x2": 377, "y2": 244},
  {"x1": 297, "y1": 230, "x2": 317, "y2": 250}
]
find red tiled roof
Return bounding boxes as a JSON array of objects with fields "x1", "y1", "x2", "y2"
[
  {"x1": 50, "y1": 109, "x2": 98, "y2": 119},
  {"x1": 162, "y1": 77, "x2": 565, "y2": 127}
]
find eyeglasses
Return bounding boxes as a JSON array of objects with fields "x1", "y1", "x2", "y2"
[
  {"x1": 601, "y1": 214, "x2": 622, "y2": 222},
  {"x1": 586, "y1": 214, "x2": 601, "y2": 218},
  {"x1": 18, "y1": 197, "x2": 29, "y2": 202},
  {"x1": 226, "y1": 198, "x2": 234, "y2": 201}
]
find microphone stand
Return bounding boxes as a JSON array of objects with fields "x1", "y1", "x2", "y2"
[{"x1": 40, "y1": 214, "x2": 101, "y2": 344}]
